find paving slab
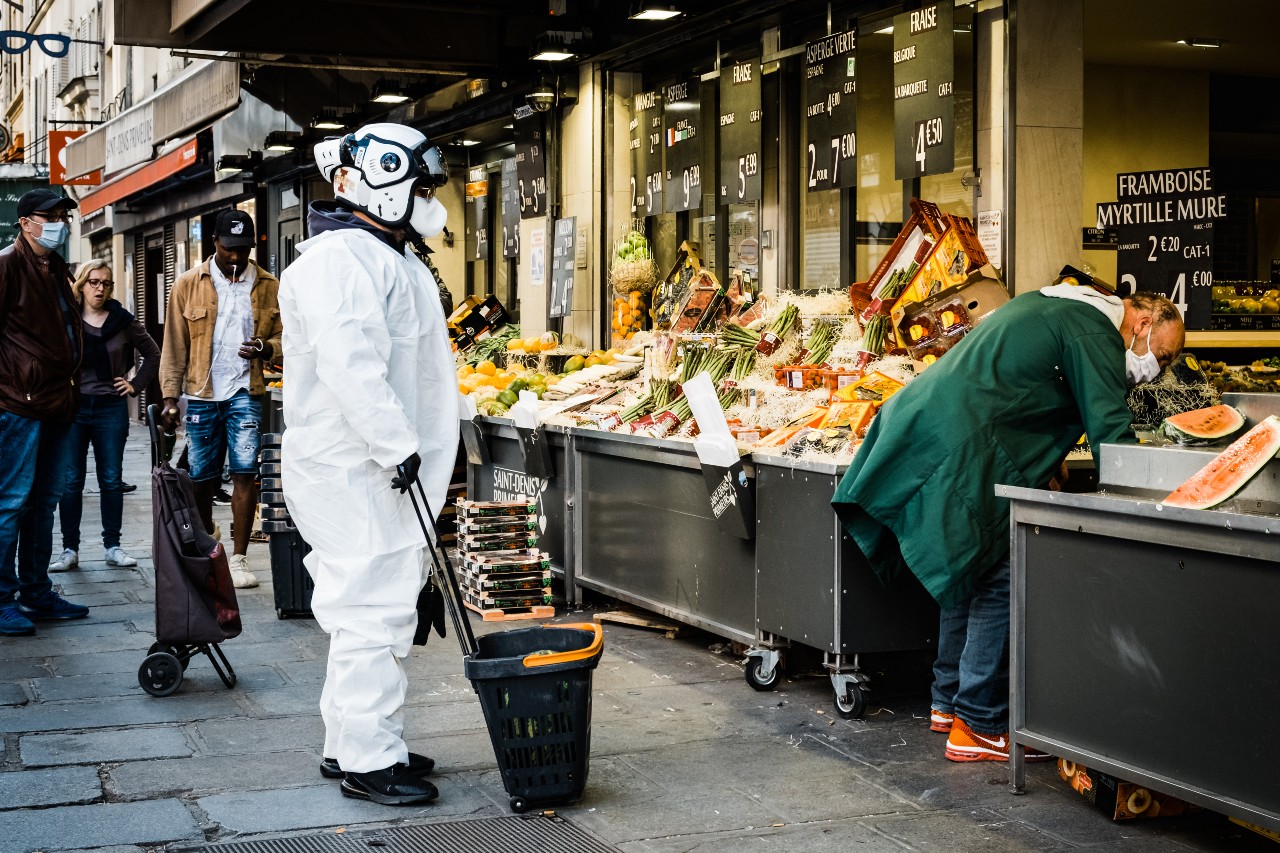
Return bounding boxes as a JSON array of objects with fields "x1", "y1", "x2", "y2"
[
  {"x1": 0, "y1": 692, "x2": 244, "y2": 733},
  {"x1": 196, "y1": 780, "x2": 494, "y2": 834},
  {"x1": 49, "y1": 649, "x2": 159, "y2": 677},
  {"x1": 58, "y1": 590, "x2": 134, "y2": 607},
  {"x1": 21, "y1": 726, "x2": 192, "y2": 766},
  {"x1": 190, "y1": 714, "x2": 326, "y2": 755},
  {"x1": 107, "y1": 750, "x2": 324, "y2": 799},
  {"x1": 614, "y1": 818, "x2": 894, "y2": 853},
  {"x1": 0, "y1": 765, "x2": 101, "y2": 809},
  {"x1": 401, "y1": 699, "x2": 487, "y2": 735},
  {"x1": 0, "y1": 682, "x2": 29, "y2": 706},
  {"x1": 0, "y1": 657, "x2": 50, "y2": 680},
  {"x1": 32, "y1": 665, "x2": 285, "y2": 702},
  {"x1": 0, "y1": 798, "x2": 201, "y2": 851},
  {"x1": 869, "y1": 808, "x2": 1071, "y2": 852}
]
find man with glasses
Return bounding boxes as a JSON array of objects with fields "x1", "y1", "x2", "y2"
[{"x1": 0, "y1": 188, "x2": 91, "y2": 635}]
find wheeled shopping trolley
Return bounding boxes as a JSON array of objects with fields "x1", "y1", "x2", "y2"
[{"x1": 137, "y1": 404, "x2": 240, "y2": 697}]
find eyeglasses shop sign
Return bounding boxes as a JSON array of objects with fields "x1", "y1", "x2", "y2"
[{"x1": 104, "y1": 103, "x2": 154, "y2": 175}]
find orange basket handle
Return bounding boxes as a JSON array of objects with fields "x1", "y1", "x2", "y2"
[{"x1": 521, "y1": 622, "x2": 604, "y2": 668}]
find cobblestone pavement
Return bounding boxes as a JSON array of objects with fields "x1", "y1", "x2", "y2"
[{"x1": 0, "y1": 424, "x2": 1272, "y2": 851}]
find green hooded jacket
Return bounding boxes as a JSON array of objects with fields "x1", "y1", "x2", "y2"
[{"x1": 831, "y1": 291, "x2": 1135, "y2": 610}]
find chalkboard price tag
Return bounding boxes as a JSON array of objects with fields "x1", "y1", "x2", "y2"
[
  {"x1": 549, "y1": 216, "x2": 577, "y2": 319},
  {"x1": 501, "y1": 157, "x2": 519, "y2": 259},
  {"x1": 631, "y1": 88, "x2": 664, "y2": 217},
  {"x1": 514, "y1": 110, "x2": 547, "y2": 220},
  {"x1": 804, "y1": 31, "x2": 858, "y2": 192},
  {"x1": 664, "y1": 77, "x2": 702, "y2": 213},
  {"x1": 720, "y1": 58, "x2": 763, "y2": 204},
  {"x1": 893, "y1": 3, "x2": 955, "y2": 179}
]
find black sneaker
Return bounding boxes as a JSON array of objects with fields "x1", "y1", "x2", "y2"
[
  {"x1": 0, "y1": 603, "x2": 35, "y2": 636},
  {"x1": 121, "y1": 482, "x2": 138, "y2": 494},
  {"x1": 340, "y1": 763, "x2": 439, "y2": 806},
  {"x1": 321, "y1": 752, "x2": 435, "y2": 779},
  {"x1": 18, "y1": 592, "x2": 89, "y2": 621},
  {"x1": 212, "y1": 488, "x2": 232, "y2": 506}
]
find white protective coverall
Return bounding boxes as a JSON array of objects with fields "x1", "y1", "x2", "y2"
[{"x1": 279, "y1": 225, "x2": 459, "y2": 773}]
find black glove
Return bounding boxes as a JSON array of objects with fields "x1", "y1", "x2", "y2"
[{"x1": 391, "y1": 453, "x2": 421, "y2": 493}]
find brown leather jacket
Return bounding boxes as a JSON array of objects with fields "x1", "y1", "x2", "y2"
[{"x1": 0, "y1": 236, "x2": 82, "y2": 421}]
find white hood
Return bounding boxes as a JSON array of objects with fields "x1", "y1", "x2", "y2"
[{"x1": 1040, "y1": 282, "x2": 1124, "y2": 330}]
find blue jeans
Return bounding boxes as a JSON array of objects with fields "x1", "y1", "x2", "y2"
[
  {"x1": 60, "y1": 394, "x2": 130, "y2": 551},
  {"x1": 184, "y1": 389, "x2": 262, "y2": 482},
  {"x1": 0, "y1": 411, "x2": 74, "y2": 605},
  {"x1": 930, "y1": 557, "x2": 1011, "y2": 734}
]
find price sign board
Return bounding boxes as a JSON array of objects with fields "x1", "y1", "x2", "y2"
[
  {"x1": 804, "y1": 31, "x2": 858, "y2": 192},
  {"x1": 1099, "y1": 167, "x2": 1226, "y2": 329},
  {"x1": 719, "y1": 58, "x2": 763, "y2": 204},
  {"x1": 664, "y1": 77, "x2": 701, "y2": 212},
  {"x1": 631, "y1": 88, "x2": 664, "y2": 217},
  {"x1": 893, "y1": 3, "x2": 955, "y2": 179},
  {"x1": 501, "y1": 157, "x2": 519, "y2": 258},
  {"x1": 549, "y1": 216, "x2": 577, "y2": 319},
  {"x1": 465, "y1": 168, "x2": 489, "y2": 261},
  {"x1": 514, "y1": 107, "x2": 547, "y2": 220}
]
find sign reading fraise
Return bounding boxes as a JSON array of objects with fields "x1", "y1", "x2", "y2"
[
  {"x1": 804, "y1": 31, "x2": 858, "y2": 192},
  {"x1": 893, "y1": 3, "x2": 954, "y2": 179},
  {"x1": 719, "y1": 58, "x2": 763, "y2": 203}
]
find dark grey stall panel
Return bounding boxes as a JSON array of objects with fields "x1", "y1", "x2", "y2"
[
  {"x1": 575, "y1": 440, "x2": 756, "y2": 642},
  {"x1": 467, "y1": 421, "x2": 568, "y2": 574},
  {"x1": 1022, "y1": 525, "x2": 1280, "y2": 814},
  {"x1": 755, "y1": 462, "x2": 937, "y2": 654}
]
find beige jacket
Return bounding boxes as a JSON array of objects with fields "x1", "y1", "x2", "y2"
[{"x1": 159, "y1": 259, "x2": 282, "y2": 399}]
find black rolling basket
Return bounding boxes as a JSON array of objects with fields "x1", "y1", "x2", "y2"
[
  {"x1": 259, "y1": 434, "x2": 315, "y2": 619},
  {"x1": 403, "y1": 479, "x2": 604, "y2": 813}
]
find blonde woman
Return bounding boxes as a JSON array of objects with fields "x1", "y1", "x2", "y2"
[{"x1": 50, "y1": 261, "x2": 160, "y2": 571}]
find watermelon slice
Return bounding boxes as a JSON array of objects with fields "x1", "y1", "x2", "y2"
[
  {"x1": 1162, "y1": 415, "x2": 1280, "y2": 510},
  {"x1": 1162, "y1": 404, "x2": 1245, "y2": 445}
]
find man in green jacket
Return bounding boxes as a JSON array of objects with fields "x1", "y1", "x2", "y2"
[{"x1": 832, "y1": 285, "x2": 1183, "y2": 762}]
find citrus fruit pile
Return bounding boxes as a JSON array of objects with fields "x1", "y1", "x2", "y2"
[{"x1": 612, "y1": 290, "x2": 647, "y2": 342}]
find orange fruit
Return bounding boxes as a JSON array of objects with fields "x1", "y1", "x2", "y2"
[
  {"x1": 476, "y1": 360, "x2": 497, "y2": 376},
  {"x1": 611, "y1": 315, "x2": 622, "y2": 332},
  {"x1": 457, "y1": 364, "x2": 475, "y2": 378},
  {"x1": 506, "y1": 339, "x2": 524, "y2": 352}
]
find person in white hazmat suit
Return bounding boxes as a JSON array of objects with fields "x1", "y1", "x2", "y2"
[{"x1": 279, "y1": 123, "x2": 459, "y2": 806}]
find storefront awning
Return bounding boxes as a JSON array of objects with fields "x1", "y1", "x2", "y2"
[{"x1": 78, "y1": 138, "x2": 201, "y2": 217}]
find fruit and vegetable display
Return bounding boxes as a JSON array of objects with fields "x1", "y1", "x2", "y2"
[{"x1": 1162, "y1": 415, "x2": 1280, "y2": 510}]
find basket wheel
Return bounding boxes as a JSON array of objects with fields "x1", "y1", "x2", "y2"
[
  {"x1": 510, "y1": 796, "x2": 530, "y2": 814},
  {"x1": 147, "y1": 642, "x2": 189, "y2": 670},
  {"x1": 138, "y1": 652, "x2": 184, "y2": 697}
]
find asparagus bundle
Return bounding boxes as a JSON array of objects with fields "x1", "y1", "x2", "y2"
[
  {"x1": 862, "y1": 314, "x2": 890, "y2": 355},
  {"x1": 801, "y1": 319, "x2": 840, "y2": 365}
]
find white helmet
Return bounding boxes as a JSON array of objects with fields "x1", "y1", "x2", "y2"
[{"x1": 314, "y1": 122, "x2": 449, "y2": 236}]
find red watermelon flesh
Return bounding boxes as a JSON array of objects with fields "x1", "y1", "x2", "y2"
[
  {"x1": 1162, "y1": 415, "x2": 1280, "y2": 510},
  {"x1": 1162, "y1": 404, "x2": 1245, "y2": 444}
]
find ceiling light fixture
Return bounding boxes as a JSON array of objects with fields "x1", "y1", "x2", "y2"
[
  {"x1": 216, "y1": 151, "x2": 262, "y2": 175},
  {"x1": 531, "y1": 49, "x2": 574, "y2": 62},
  {"x1": 371, "y1": 79, "x2": 411, "y2": 104},
  {"x1": 264, "y1": 131, "x2": 301, "y2": 152},
  {"x1": 629, "y1": 3, "x2": 681, "y2": 21},
  {"x1": 457, "y1": 139, "x2": 480, "y2": 147},
  {"x1": 1176, "y1": 38, "x2": 1222, "y2": 48},
  {"x1": 310, "y1": 112, "x2": 348, "y2": 131}
]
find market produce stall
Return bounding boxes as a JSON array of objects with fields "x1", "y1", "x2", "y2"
[
  {"x1": 750, "y1": 454, "x2": 938, "y2": 715},
  {"x1": 1009, "y1": 394, "x2": 1280, "y2": 833},
  {"x1": 572, "y1": 427, "x2": 757, "y2": 643}
]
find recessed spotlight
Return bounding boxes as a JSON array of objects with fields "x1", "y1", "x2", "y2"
[
  {"x1": 1176, "y1": 38, "x2": 1222, "y2": 48},
  {"x1": 630, "y1": 5, "x2": 681, "y2": 21},
  {"x1": 531, "y1": 49, "x2": 575, "y2": 62}
]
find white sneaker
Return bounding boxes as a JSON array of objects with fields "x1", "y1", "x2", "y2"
[
  {"x1": 228, "y1": 553, "x2": 258, "y2": 589},
  {"x1": 49, "y1": 549, "x2": 78, "y2": 572},
  {"x1": 104, "y1": 546, "x2": 138, "y2": 567}
]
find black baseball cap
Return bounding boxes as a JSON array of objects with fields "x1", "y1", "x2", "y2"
[
  {"x1": 213, "y1": 209, "x2": 255, "y2": 248},
  {"x1": 17, "y1": 189, "x2": 78, "y2": 219}
]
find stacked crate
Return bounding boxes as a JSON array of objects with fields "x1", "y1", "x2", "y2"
[
  {"x1": 455, "y1": 499, "x2": 553, "y2": 620},
  {"x1": 259, "y1": 434, "x2": 314, "y2": 619}
]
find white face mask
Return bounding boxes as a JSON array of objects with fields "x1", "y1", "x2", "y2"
[
  {"x1": 1125, "y1": 327, "x2": 1160, "y2": 386},
  {"x1": 35, "y1": 221, "x2": 67, "y2": 251},
  {"x1": 409, "y1": 196, "x2": 447, "y2": 238}
]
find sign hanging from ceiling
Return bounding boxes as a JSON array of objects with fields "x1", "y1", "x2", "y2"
[
  {"x1": 893, "y1": 3, "x2": 955, "y2": 179},
  {"x1": 663, "y1": 77, "x2": 701, "y2": 213},
  {"x1": 719, "y1": 58, "x2": 762, "y2": 204},
  {"x1": 804, "y1": 31, "x2": 858, "y2": 192},
  {"x1": 631, "y1": 87, "x2": 663, "y2": 217}
]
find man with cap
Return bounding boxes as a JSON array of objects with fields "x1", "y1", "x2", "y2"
[
  {"x1": 0, "y1": 189, "x2": 91, "y2": 635},
  {"x1": 159, "y1": 209, "x2": 282, "y2": 588}
]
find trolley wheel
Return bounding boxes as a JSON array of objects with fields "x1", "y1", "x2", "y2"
[
  {"x1": 834, "y1": 683, "x2": 866, "y2": 719},
  {"x1": 147, "y1": 643, "x2": 189, "y2": 670},
  {"x1": 744, "y1": 656, "x2": 781, "y2": 692},
  {"x1": 510, "y1": 796, "x2": 530, "y2": 814},
  {"x1": 138, "y1": 652, "x2": 184, "y2": 697}
]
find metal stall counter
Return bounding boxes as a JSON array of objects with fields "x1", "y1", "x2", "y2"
[
  {"x1": 570, "y1": 427, "x2": 757, "y2": 644},
  {"x1": 463, "y1": 418, "x2": 575, "y2": 601},
  {"x1": 1007, "y1": 397, "x2": 1280, "y2": 833},
  {"x1": 749, "y1": 452, "x2": 938, "y2": 717}
]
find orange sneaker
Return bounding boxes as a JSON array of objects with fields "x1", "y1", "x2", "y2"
[
  {"x1": 930, "y1": 709, "x2": 954, "y2": 733},
  {"x1": 945, "y1": 717, "x2": 1053, "y2": 763}
]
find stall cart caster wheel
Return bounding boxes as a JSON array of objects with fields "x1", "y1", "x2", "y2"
[
  {"x1": 834, "y1": 684, "x2": 866, "y2": 719},
  {"x1": 744, "y1": 656, "x2": 781, "y2": 691},
  {"x1": 139, "y1": 653, "x2": 184, "y2": 697},
  {"x1": 510, "y1": 796, "x2": 530, "y2": 813},
  {"x1": 148, "y1": 642, "x2": 189, "y2": 670}
]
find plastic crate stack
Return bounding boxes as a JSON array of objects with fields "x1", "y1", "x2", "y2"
[
  {"x1": 455, "y1": 498, "x2": 554, "y2": 621},
  {"x1": 258, "y1": 434, "x2": 314, "y2": 619}
]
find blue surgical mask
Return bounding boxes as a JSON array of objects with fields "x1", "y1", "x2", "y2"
[{"x1": 35, "y1": 221, "x2": 67, "y2": 251}]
